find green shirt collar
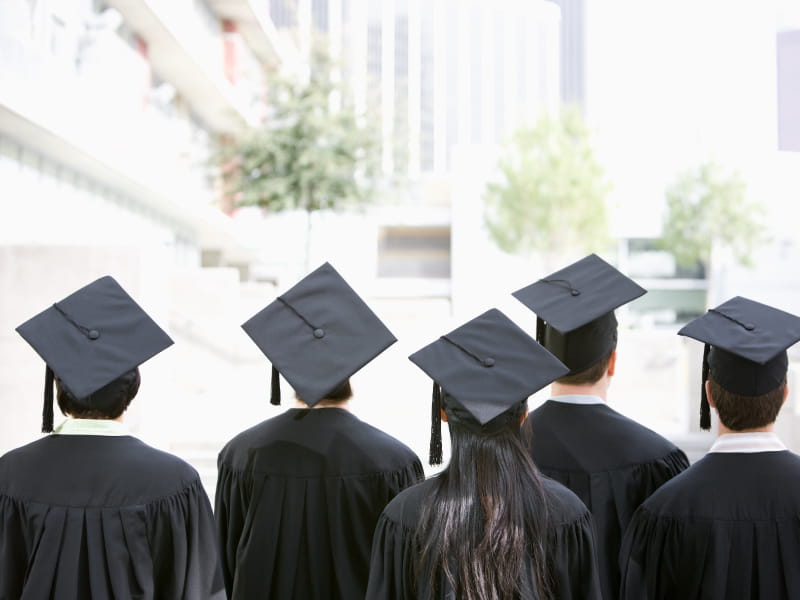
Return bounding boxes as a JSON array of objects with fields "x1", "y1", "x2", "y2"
[{"x1": 52, "y1": 418, "x2": 129, "y2": 436}]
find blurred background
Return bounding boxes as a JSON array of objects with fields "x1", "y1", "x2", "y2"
[{"x1": 1, "y1": 0, "x2": 799, "y2": 493}]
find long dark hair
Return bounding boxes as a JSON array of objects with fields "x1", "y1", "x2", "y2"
[{"x1": 414, "y1": 402, "x2": 552, "y2": 599}]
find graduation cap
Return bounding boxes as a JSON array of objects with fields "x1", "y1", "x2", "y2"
[
  {"x1": 678, "y1": 296, "x2": 800, "y2": 430},
  {"x1": 409, "y1": 308, "x2": 569, "y2": 465},
  {"x1": 241, "y1": 262, "x2": 396, "y2": 407},
  {"x1": 512, "y1": 253, "x2": 646, "y2": 374},
  {"x1": 15, "y1": 276, "x2": 174, "y2": 433}
]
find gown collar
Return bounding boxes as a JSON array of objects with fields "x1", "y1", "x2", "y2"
[
  {"x1": 549, "y1": 394, "x2": 605, "y2": 405},
  {"x1": 708, "y1": 431, "x2": 786, "y2": 453},
  {"x1": 52, "y1": 418, "x2": 129, "y2": 436}
]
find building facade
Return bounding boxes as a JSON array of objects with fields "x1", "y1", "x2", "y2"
[{"x1": 0, "y1": 0, "x2": 297, "y2": 487}]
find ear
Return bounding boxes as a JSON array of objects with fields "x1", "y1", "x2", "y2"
[
  {"x1": 705, "y1": 380, "x2": 716, "y2": 408},
  {"x1": 520, "y1": 408, "x2": 529, "y2": 425},
  {"x1": 607, "y1": 350, "x2": 617, "y2": 377},
  {"x1": 440, "y1": 408, "x2": 448, "y2": 423}
]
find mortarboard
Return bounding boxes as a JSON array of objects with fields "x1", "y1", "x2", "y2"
[
  {"x1": 409, "y1": 308, "x2": 569, "y2": 465},
  {"x1": 678, "y1": 296, "x2": 800, "y2": 429},
  {"x1": 512, "y1": 253, "x2": 646, "y2": 374},
  {"x1": 15, "y1": 276, "x2": 174, "y2": 432},
  {"x1": 241, "y1": 262, "x2": 397, "y2": 407}
]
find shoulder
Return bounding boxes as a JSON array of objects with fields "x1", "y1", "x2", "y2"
[
  {"x1": 530, "y1": 402, "x2": 686, "y2": 468},
  {"x1": 540, "y1": 476, "x2": 593, "y2": 526},
  {"x1": 0, "y1": 436, "x2": 48, "y2": 476},
  {"x1": 343, "y1": 416, "x2": 419, "y2": 458},
  {"x1": 218, "y1": 410, "x2": 421, "y2": 476},
  {"x1": 0, "y1": 435, "x2": 202, "y2": 505},
  {"x1": 217, "y1": 415, "x2": 280, "y2": 467},
  {"x1": 641, "y1": 450, "x2": 800, "y2": 519},
  {"x1": 380, "y1": 477, "x2": 438, "y2": 529}
]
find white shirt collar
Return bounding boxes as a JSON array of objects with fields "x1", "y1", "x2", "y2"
[
  {"x1": 708, "y1": 432, "x2": 787, "y2": 454},
  {"x1": 52, "y1": 418, "x2": 129, "y2": 436},
  {"x1": 549, "y1": 394, "x2": 605, "y2": 406}
]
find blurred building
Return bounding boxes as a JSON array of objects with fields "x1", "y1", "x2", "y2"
[
  {"x1": 0, "y1": 0, "x2": 300, "y2": 489},
  {"x1": 778, "y1": 29, "x2": 800, "y2": 152},
  {"x1": 249, "y1": 0, "x2": 560, "y2": 304}
]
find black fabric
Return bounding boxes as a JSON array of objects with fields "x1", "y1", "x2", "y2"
[
  {"x1": 241, "y1": 262, "x2": 397, "y2": 407},
  {"x1": 15, "y1": 275, "x2": 174, "y2": 402},
  {"x1": 366, "y1": 475, "x2": 603, "y2": 599},
  {"x1": 513, "y1": 254, "x2": 646, "y2": 373},
  {"x1": 525, "y1": 401, "x2": 689, "y2": 600},
  {"x1": 215, "y1": 408, "x2": 423, "y2": 599},
  {"x1": 619, "y1": 450, "x2": 800, "y2": 600},
  {"x1": 42, "y1": 365, "x2": 55, "y2": 433},
  {"x1": 409, "y1": 308, "x2": 568, "y2": 428},
  {"x1": 0, "y1": 434, "x2": 224, "y2": 599},
  {"x1": 429, "y1": 383, "x2": 443, "y2": 465}
]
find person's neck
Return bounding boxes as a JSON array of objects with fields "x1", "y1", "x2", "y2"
[
  {"x1": 551, "y1": 380, "x2": 609, "y2": 402},
  {"x1": 69, "y1": 415, "x2": 125, "y2": 423},
  {"x1": 293, "y1": 399, "x2": 351, "y2": 411},
  {"x1": 717, "y1": 422, "x2": 775, "y2": 436}
]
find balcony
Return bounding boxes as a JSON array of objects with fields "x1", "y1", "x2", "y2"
[
  {"x1": 106, "y1": 0, "x2": 260, "y2": 133},
  {"x1": 0, "y1": 28, "x2": 257, "y2": 266},
  {"x1": 208, "y1": 0, "x2": 301, "y2": 71}
]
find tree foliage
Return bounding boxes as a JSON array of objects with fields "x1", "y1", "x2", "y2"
[
  {"x1": 483, "y1": 109, "x2": 610, "y2": 261},
  {"x1": 659, "y1": 162, "x2": 765, "y2": 268},
  {"x1": 219, "y1": 50, "x2": 378, "y2": 215}
]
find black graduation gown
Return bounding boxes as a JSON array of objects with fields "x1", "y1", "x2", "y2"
[
  {"x1": 215, "y1": 407, "x2": 424, "y2": 599},
  {"x1": 525, "y1": 400, "x2": 689, "y2": 600},
  {"x1": 0, "y1": 434, "x2": 224, "y2": 599},
  {"x1": 619, "y1": 450, "x2": 800, "y2": 600},
  {"x1": 366, "y1": 475, "x2": 602, "y2": 599}
]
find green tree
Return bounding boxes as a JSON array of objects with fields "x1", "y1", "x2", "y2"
[
  {"x1": 659, "y1": 161, "x2": 765, "y2": 269},
  {"x1": 483, "y1": 109, "x2": 610, "y2": 265},
  {"x1": 219, "y1": 50, "x2": 378, "y2": 268}
]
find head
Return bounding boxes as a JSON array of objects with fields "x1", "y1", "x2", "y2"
[
  {"x1": 415, "y1": 399, "x2": 552, "y2": 599},
  {"x1": 541, "y1": 313, "x2": 618, "y2": 375},
  {"x1": 706, "y1": 375, "x2": 788, "y2": 431},
  {"x1": 56, "y1": 368, "x2": 141, "y2": 420},
  {"x1": 554, "y1": 348, "x2": 615, "y2": 386},
  {"x1": 295, "y1": 378, "x2": 353, "y2": 405}
]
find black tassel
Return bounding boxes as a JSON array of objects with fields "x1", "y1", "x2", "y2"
[
  {"x1": 536, "y1": 317, "x2": 545, "y2": 344},
  {"x1": 429, "y1": 382, "x2": 443, "y2": 466},
  {"x1": 42, "y1": 365, "x2": 54, "y2": 433},
  {"x1": 700, "y1": 344, "x2": 711, "y2": 430},
  {"x1": 270, "y1": 365, "x2": 281, "y2": 405}
]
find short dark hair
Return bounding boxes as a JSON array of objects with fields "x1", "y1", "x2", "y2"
[
  {"x1": 556, "y1": 350, "x2": 614, "y2": 386},
  {"x1": 709, "y1": 375, "x2": 786, "y2": 431},
  {"x1": 295, "y1": 378, "x2": 353, "y2": 404},
  {"x1": 56, "y1": 368, "x2": 141, "y2": 420}
]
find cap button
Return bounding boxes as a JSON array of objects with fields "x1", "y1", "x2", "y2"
[
  {"x1": 570, "y1": 289, "x2": 580, "y2": 296},
  {"x1": 482, "y1": 357, "x2": 495, "y2": 367},
  {"x1": 87, "y1": 329, "x2": 100, "y2": 340},
  {"x1": 744, "y1": 323, "x2": 755, "y2": 331},
  {"x1": 313, "y1": 328, "x2": 325, "y2": 339}
]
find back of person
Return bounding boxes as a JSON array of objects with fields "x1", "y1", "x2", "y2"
[
  {"x1": 0, "y1": 434, "x2": 220, "y2": 599},
  {"x1": 3, "y1": 275, "x2": 224, "y2": 599},
  {"x1": 620, "y1": 450, "x2": 800, "y2": 599},
  {"x1": 513, "y1": 254, "x2": 688, "y2": 599},
  {"x1": 526, "y1": 400, "x2": 688, "y2": 597},
  {"x1": 215, "y1": 262, "x2": 423, "y2": 599},
  {"x1": 619, "y1": 296, "x2": 800, "y2": 600},
  {"x1": 367, "y1": 308, "x2": 601, "y2": 600},
  {"x1": 216, "y1": 408, "x2": 423, "y2": 599},
  {"x1": 371, "y1": 473, "x2": 599, "y2": 599}
]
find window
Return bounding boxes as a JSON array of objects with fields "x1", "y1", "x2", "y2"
[{"x1": 377, "y1": 226, "x2": 451, "y2": 278}]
